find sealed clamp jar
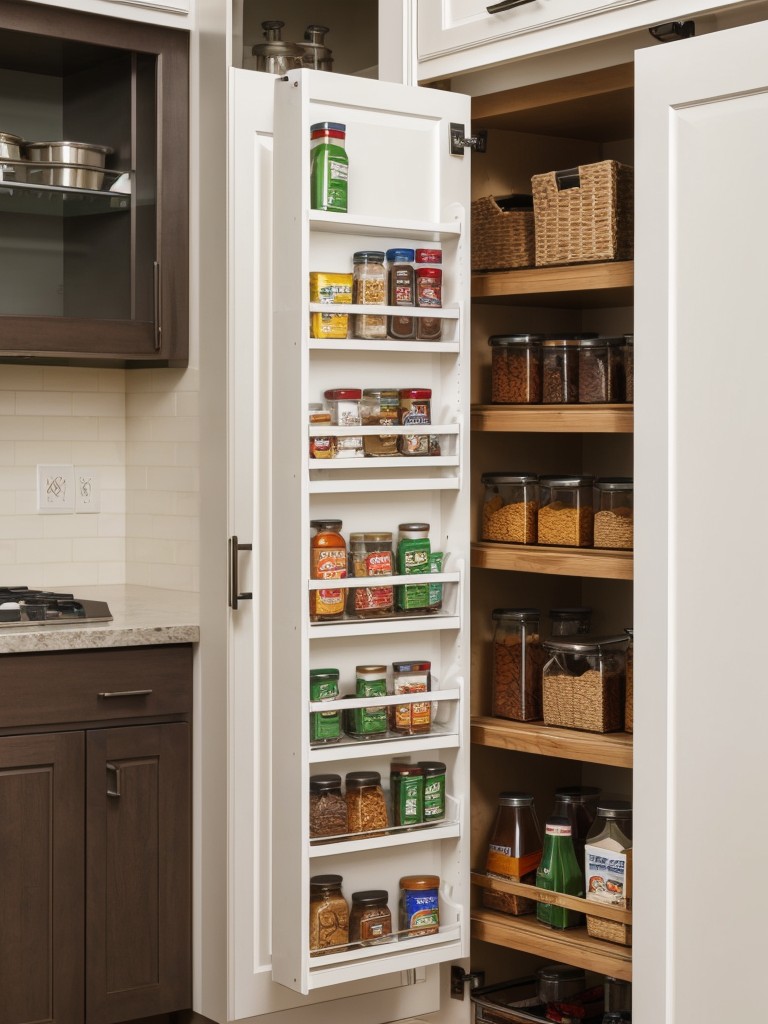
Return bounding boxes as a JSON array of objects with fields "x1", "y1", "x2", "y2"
[
  {"x1": 309, "y1": 519, "x2": 346, "y2": 620},
  {"x1": 483, "y1": 792, "x2": 542, "y2": 915},
  {"x1": 309, "y1": 773, "x2": 347, "y2": 838},
  {"x1": 345, "y1": 770, "x2": 389, "y2": 833},
  {"x1": 309, "y1": 667, "x2": 340, "y2": 744},
  {"x1": 489, "y1": 334, "x2": 544, "y2": 405},
  {"x1": 399, "y1": 875, "x2": 440, "y2": 936},
  {"x1": 548, "y1": 607, "x2": 592, "y2": 637},
  {"x1": 352, "y1": 250, "x2": 387, "y2": 339},
  {"x1": 323, "y1": 388, "x2": 363, "y2": 459},
  {"x1": 538, "y1": 475, "x2": 594, "y2": 548},
  {"x1": 578, "y1": 336, "x2": 625, "y2": 403},
  {"x1": 398, "y1": 387, "x2": 432, "y2": 456},
  {"x1": 594, "y1": 478, "x2": 634, "y2": 549},
  {"x1": 491, "y1": 608, "x2": 545, "y2": 722},
  {"x1": 309, "y1": 874, "x2": 349, "y2": 952},
  {"x1": 481, "y1": 472, "x2": 539, "y2": 544},
  {"x1": 349, "y1": 531, "x2": 394, "y2": 617},
  {"x1": 360, "y1": 388, "x2": 399, "y2": 457},
  {"x1": 542, "y1": 635, "x2": 628, "y2": 733},
  {"x1": 349, "y1": 890, "x2": 392, "y2": 944},
  {"x1": 386, "y1": 248, "x2": 415, "y2": 339}
]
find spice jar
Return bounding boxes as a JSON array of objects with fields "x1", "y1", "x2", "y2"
[
  {"x1": 542, "y1": 635, "x2": 628, "y2": 733},
  {"x1": 309, "y1": 667, "x2": 340, "y2": 744},
  {"x1": 396, "y1": 522, "x2": 431, "y2": 611},
  {"x1": 349, "y1": 890, "x2": 392, "y2": 944},
  {"x1": 585, "y1": 800, "x2": 633, "y2": 945},
  {"x1": 346, "y1": 665, "x2": 388, "y2": 739},
  {"x1": 415, "y1": 247, "x2": 442, "y2": 264},
  {"x1": 309, "y1": 121, "x2": 348, "y2": 213},
  {"x1": 309, "y1": 403, "x2": 334, "y2": 459},
  {"x1": 481, "y1": 472, "x2": 539, "y2": 544},
  {"x1": 550, "y1": 785, "x2": 601, "y2": 867},
  {"x1": 491, "y1": 608, "x2": 545, "y2": 721},
  {"x1": 390, "y1": 763, "x2": 424, "y2": 826},
  {"x1": 360, "y1": 388, "x2": 399, "y2": 457},
  {"x1": 345, "y1": 770, "x2": 389, "y2": 833},
  {"x1": 391, "y1": 660, "x2": 432, "y2": 734},
  {"x1": 309, "y1": 874, "x2": 349, "y2": 952},
  {"x1": 594, "y1": 478, "x2": 633, "y2": 550},
  {"x1": 398, "y1": 387, "x2": 431, "y2": 456},
  {"x1": 578, "y1": 336, "x2": 625, "y2": 403},
  {"x1": 621, "y1": 334, "x2": 634, "y2": 403},
  {"x1": 309, "y1": 774, "x2": 347, "y2": 838},
  {"x1": 349, "y1": 532, "x2": 394, "y2": 617},
  {"x1": 418, "y1": 761, "x2": 446, "y2": 821},
  {"x1": 415, "y1": 266, "x2": 442, "y2": 341},
  {"x1": 542, "y1": 335, "x2": 596, "y2": 404},
  {"x1": 323, "y1": 388, "x2": 363, "y2": 459},
  {"x1": 352, "y1": 250, "x2": 387, "y2": 339},
  {"x1": 483, "y1": 792, "x2": 541, "y2": 915},
  {"x1": 399, "y1": 875, "x2": 440, "y2": 936},
  {"x1": 309, "y1": 271, "x2": 352, "y2": 340},
  {"x1": 386, "y1": 248, "x2": 415, "y2": 340},
  {"x1": 309, "y1": 519, "x2": 346, "y2": 620},
  {"x1": 624, "y1": 627, "x2": 633, "y2": 733},
  {"x1": 489, "y1": 334, "x2": 544, "y2": 405},
  {"x1": 548, "y1": 607, "x2": 592, "y2": 637},
  {"x1": 538, "y1": 475, "x2": 594, "y2": 548}
]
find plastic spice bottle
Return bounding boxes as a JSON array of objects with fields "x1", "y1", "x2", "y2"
[
  {"x1": 309, "y1": 519, "x2": 346, "y2": 620},
  {"x1": 309, "y1": 121, "x2": 348, "y2": 213},
  {"x1": 391, "y1": 660, "x2": 432, "y2": 734},
  {"x1": 535, "y1": 816, "x2": 584, "y2": 929},
  {"x1": 352, "y1": 250, "x2": 387, "y2": 340},
  {"x1": 483, "y1": 792, "x2": 542, "y2": 916},
  {"x1": 491, "y1": 608, "x2": 545, "y2": 722},
  {"x1": 386, "y1": 248, "x2": 415, "y2": 339},
  {"x1": 398, "y1": 387, "x2": 432, "y2": 456},
  {"x1": 415, "y1": 265, "x2": 443, "y2": 341},
  {"x1": 390, "y1": 763, "x2": 425, "y2": 826},
  {"x1": 418, "y1": 760, "x2": 446, "y2": 821}
]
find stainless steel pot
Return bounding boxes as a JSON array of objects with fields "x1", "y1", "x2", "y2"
[
  {"x1": 24, "y1": 140, "x2": 113, "y2": 169},
  {"x1": 26, "y1": 161, "x2": 106, "y2": 190},
  {"x1": 0, "y1": 131, "x2": 25, "y2": 181},
  {"x1": 251, "y1": 20, "x2": 305, "y2": 75}
]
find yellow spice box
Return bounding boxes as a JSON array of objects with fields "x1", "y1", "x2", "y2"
[{"x1": 309, "y1": 271, "x2": 353, "y2": 339}]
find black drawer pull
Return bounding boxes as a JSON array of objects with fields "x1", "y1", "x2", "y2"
[
  {"x1": 487, "y1": 0, "x2": 536, "y2": 13},
  {"x1": 98, "y1": 689, "x2": 153, "y2": 698}
]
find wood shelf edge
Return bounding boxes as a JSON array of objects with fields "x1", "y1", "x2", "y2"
[
  {"x1": 471, "y1": 261, "x2": 634, "y2": 302},
  {"x1": 471, "y1": 542, "x2": 633, "y2": 581},
  {"x1": 471, "y1": 405, "x2": 633, "y2": 434},
  {"x1": 470, "y1": 871, "x2": 631, "y2": 924},
  {"x1": 470, "y1": 716, "x2": 633, "y2": 768}
]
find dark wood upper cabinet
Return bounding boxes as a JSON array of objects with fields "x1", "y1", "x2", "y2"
[{"x1": 0, "y1": 1, "x2": 189, "y2": 366}]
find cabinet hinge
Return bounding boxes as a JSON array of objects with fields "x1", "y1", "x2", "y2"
[
  {"x1": 649, "y1": 20, "x2": 696, "y2": 42},
  {"x1": 449, "y1": 123, "x2": 488, "y2": 156},
  {"x1": 450, "y1": 965, "x2": 486, "y2": 1000}
]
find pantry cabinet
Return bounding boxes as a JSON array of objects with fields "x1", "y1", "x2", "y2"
[
  {"x1": 0, "y1": 1, "x2": 189, "y2": 365},
  {"x1": 16, "y1": 0, "x2": 192, "y2": 29}
]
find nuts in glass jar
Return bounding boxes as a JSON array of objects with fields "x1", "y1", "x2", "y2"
[
  {"x1": 309, "y1": 774, "x2": 347, "y2": 838},
  {"x1": 345, "y1": 770, "x2": 389, "y2": 834}
]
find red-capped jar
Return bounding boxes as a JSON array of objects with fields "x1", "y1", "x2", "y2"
[
  {"x1": 415, "y1": 257, "x2": 443, "y2": 341},
  {"x1": 398, "y1": 387, "x2": 432, "y2": 456},
  {"x1": 415, "y1": 248, "x2": 442, "y2": 264}
]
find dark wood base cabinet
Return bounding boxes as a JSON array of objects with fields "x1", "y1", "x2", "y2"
[{"x1": 0, "y1": 645, "x2": 192, "y2": 1024}]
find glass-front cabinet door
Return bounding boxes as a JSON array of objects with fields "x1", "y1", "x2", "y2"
[{"x1": 0, "y1": 1, "x2": 188, "y2": 365}]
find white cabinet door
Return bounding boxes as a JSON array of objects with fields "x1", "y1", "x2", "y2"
[
  {"x1": 18, "y1": 0, "x2": 191, "y2": 27},
  {"x1": 417, "y1": 0, "x2": 752, "y2": 80},
  {"x1": 634, "y1": 18, "x2": 768, "y2": 1024}
]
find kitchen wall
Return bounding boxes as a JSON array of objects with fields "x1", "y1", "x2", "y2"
[{"x1": 0, "y1": 364, "x2": 199, "y2": 591}]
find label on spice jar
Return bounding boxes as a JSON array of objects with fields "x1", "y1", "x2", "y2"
[
  {"x1": 311, "y1": 547, "x2": 346, "y2": 617},
  {"x1": 349, "y1": 678, "x2": 388, "y2": 735},
  {"x1": 401, "y1": 889, "x2": 439, "y2": 935},
  {"x1": 487, "y1": 846, "x2": 542, "y2": 880},
  {"x1": 585, "y1": 844, "x2": 631, "y2": 906},
  {"x1": 422, "y1": 774, "x2": 445, "y2": 820}
]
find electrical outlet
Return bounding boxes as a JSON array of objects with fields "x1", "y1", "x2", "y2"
[
  {"x1": 75, "y1": 466, "x2": 100, "y2": 513},
  {"x1": 37, "y1": 464, "x2": 75, "y2": 514}
]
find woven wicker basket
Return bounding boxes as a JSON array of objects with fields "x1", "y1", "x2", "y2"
[
  {"x1": 586, "y1": 913, "x2": 632, "y2": 946},
  {"x1": 532, "y1": 160, "x2": 634, "y2": 267},
  {"x1": 471, "y1": 195, "x2": 535, "y2": 272},
  {"x1": 542, "y1": 669, "x2": 625, "y2": 733}
]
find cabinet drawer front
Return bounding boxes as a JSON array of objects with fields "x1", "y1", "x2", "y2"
[{"x1": 0, "y1": 645, "x2": 192, "y2": 728}]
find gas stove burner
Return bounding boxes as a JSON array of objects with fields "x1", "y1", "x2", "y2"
[{"x1": 0, "y1": 586, "x2": 112, "y2": 627}]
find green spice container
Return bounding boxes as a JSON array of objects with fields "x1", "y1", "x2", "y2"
[
  {"x1": 536, "y1": 816, "x2": 584, "y2": 930},
  {"x1": 396, "y1": 522, "x2": 431, "y2": 611},
  {"x1": 418, "y1": 761, "x2": 446, "y2": 821},
  {"x1": 390, "y1": 764, "x2": 424, "y2": 826},
  {"x1": 310, "y1": 121, "x2": 348, "y2": 213},
  {"x1": 309, "y1": 668, "x2": 340, "y2": 744},
  {"x1": 346, "y1": 665, "x2": 388, "y2": 739}
]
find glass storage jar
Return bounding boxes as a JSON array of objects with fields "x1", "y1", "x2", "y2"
[
  {"x1": 548, "y1": 607, "x2": 592, "y2": 637},
  {"x1": 622, "y1": 334, "x2": 634, "y2": 403},
  {"x1": 491, "y1": 608, "x2": 545, "y2": 721},
  {"x1": 349, "y1": 890, "x2": 392, "y2": 944},
  {"x1": 624, "y1": 627, "x2": 633, "y2": 733},
  {"x1": 578, "y1": 336, "x2": 625, "y2": 403},
  {"x1": 346, "y1": 666, "x2": 388, "y2": 739},
  {"x1": 360, "y1": 387, "x2": 399, "y2": 457},
  {"x1": 542, "y1": 336, "x2": 585, "y2": 404},
  {"x1": 538, "y1": 475, "x2": 595, "y2": 548},
  {"x1": 483, "y1": 791, "x2": 542, "y2": 915},
  {"x1": 386, "y1": 248, "x2": 415, "y2": 339},
  {"x1": 585, "y1": 800, "x2": 633, "y2": 945},
  {"x1": 594, "y1": 478, "x2": 634, "y2": 549},
  {"x1": 309, "y1": 773, "x2": 347, "y2": 838},
  {"x1": 542, "y1": 635, "x2": 628, "y2": 733},
  {"x1": 399, "y1": 875, "x2": 440, "y2": 936},
  {"x1": 398, "y1": 387, "x2": 431, "y2": 456},
  {"x1": 349, "y1": 531, "x2": 394, "y2": 618},
  {"x1": 309, "y1": 874, "x2": 349, "y2": 952},
  {"x1": 391, "y1": 659, "x2": 432, "y2": 734},
  {"x1": 415, "y1": 260, "x2": 442, "y2": 341},
  {"x1": 323, "y1": 388, "x2": 363, "y2": 459},
  {"x1": 550, "y1": 785, "x2": 601, "y2": 866},
  {"x1": 489, "y1": 334, "x2": 544, "y2": 405},
  {"x1": 309, "y1": 519, "x2": 346, "y2": 620},
  {"x1": 309, "y1": 667, "x2": 340, "y2": 744},
  {"x1": 345, "y1": 770, "x2": 389, "y2": 833},
  {"x1": 481, "y1": 471, "x2": 539, "y2": 544},
  {"x1": 352, "y1": 250, "x2": 387, "y2": 339}
]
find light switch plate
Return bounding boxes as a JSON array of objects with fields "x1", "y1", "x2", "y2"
[
  {"x1": 75, "y1": 466, "x2": 100, "y2": 513},
  {"x1": 37, "y1": 464, "x2": 75, "y2": 513}
]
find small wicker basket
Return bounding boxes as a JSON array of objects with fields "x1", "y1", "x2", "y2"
[
  {"x1": 542, "y1": 669, "x2": 625, "y2": 733},
  {"x1": 586, "y1": 913, "x2": 632, "y2": 946},
  {"x1": 531, "y1": 160, "x2": 633, "y2": 267},
  {"x1": 471, "y1": 195, "x2": 535, "y2": 272}
]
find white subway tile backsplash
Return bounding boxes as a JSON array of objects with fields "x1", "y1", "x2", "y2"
[
  {"x1": 0, "y1": 366, "x2": 44, "y2": 390},
  {"x1": 16, "y1": 538, "x2": 73, "y2": 563},
  {"x1": 0, "y1": 393, "x2": 14, "y2": 415},
  {"x1": 43, "y1": 367, "x2": 99, "y2": 392},
  {"x1": 0, "y1": 417, "x2": 43, "y2": 441},
  {"x1": 0, "y1": 516, "x2": 44, "y2": 540},
  {"x1": 43, "y1": 417, "x2": 99, "y2": 441},
  {"x1": 72, "y1": 537, "x2": 125, "y2": 563},
  {"x1": 146, "y1": 466, "x2": 199, "y2": 492},
  {"x1": 127, "y1": 442, "x2": 177, "y2": 466},
  {"x1": 127, "y1": 391, "x2": 178, "y2": 417},
  {"x1": 15, "y1": 441, "x2": 73, "y2": 465},
  {"x1": 73, "y1": 391, "x2": 126, "y2": 417},
  {"x1": 16, "y1": 391, "x2": 73, "y2": 416}
]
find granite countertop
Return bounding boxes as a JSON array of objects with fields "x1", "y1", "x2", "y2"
[{"x1": 0, "y1": 586, "x2": 200, "y2": 655}]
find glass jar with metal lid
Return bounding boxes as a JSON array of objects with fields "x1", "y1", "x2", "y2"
[
  {"x1": 398, "y1": 387, "x2": 431, "y2": 456},
  {"x1": 309, "y1": 874, "x2": 349, "y2": 952},
  {"x1": 309, "y1": 519, "x2": 346, "y2": 620},
  {"x1": 538, "y1": 475, "x2": 594, "y2": 547},
  {"x1": 548, "y1": 607, "x2": 592, "y2": 637},
  {"x1": 578, "y1": 336, "x2": 626, "y2": 403},
  {"x1": 251, "y1": 20, "x2": 305, "y2": 74},
  {"x1": 352, "y1": 251, "x2": 387, "y2": 339},
  {"x1": 491, "y1": 608, "x2": 545, "y2": 722},
  {"x1": 483, "y1": 792, "x2": 541, "y2": 915},
  {"x1": 323, "y1": 388, "x2": 363, "y2": 459},
  {"x1": 345, "y1": 770, "x2": 389, "y2": 833},
  {"x1": 349, "y1": 531, "x2": 394, "y2": 618},
  {"x1": 309, "y1": 773, "x2": 347, "y2": 838},
  {"x1": 481, "y1": 471, "x2": 539, "y2": 544},
  {"x1": 542, "y1": 335, "x2": 596, "y2": 404},
  {"x1": 360, "y1": 388, "x2": 399, "y2": 457},
  {"x1": 624, "y1": 626, "x2": 633, "y2": 732},
  {"x1": 386, "y1": 248, "x2": 415, "y2": 340},
  {"x1": 621, "y1": 334, "x2": 634, "y2": 403},
  {"x1": 550, "y1": 785, "x2": 601, "y2": 865},
  {"x1": 489, "y1": 334, "x2": 545, "y2": 405},
  {"x1": 542, "y1": 635, "x2": 628, "y2": 733},
  {"x1": 594, "y1": 478, "x2": 633, "y2": 550},
  {"x1": 399, "y1": 874, "x2": 440, "y2": 935},
  {"x1": 349, "y1": 890, "x2": 392, "y2": 944}
]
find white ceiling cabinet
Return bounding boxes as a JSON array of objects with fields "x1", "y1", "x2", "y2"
[{"x1": 17, "y1": 0, "x2": 192, "y2": 28}]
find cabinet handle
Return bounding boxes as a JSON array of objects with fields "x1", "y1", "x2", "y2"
[
  {"x1": 153, "y1": 260, "x2": 162, "y2": 351},
  {"x1": 98, "y1": 689, "x2": 153, "y2": 698},
  {"x1": 487, "y1": 0, "x2": 536, "y2": 12},
  {"x1": 229, "y1": 535, "x2": 253, "y2": 610},
  {"x1": 106, "y1": 762, "x2": 121, "y2": 798}
]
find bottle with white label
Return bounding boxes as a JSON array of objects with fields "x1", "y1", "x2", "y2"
[{"x1": 584, "y1": 799, "x2": 633, "y2": 945}]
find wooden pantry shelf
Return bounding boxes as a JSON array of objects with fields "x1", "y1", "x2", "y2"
[
  {"x1": 471, "y1": 716, "x2": 632, "y2": 769},
  {"x1": 471, "y1": 872, "x2": 631, "y2": 925},
  {"x1": 471, "y1": 404, "x2": 633, "y2": 433},
  {"x1": 471, "y1": 542, "x2": 633, "y2": 580},
  {"x1": 472, "y1": 261, "x2": 633, "y2": 308},
  {"x1": 471, "y1": 909, "x2": 632, "y2": 982}
]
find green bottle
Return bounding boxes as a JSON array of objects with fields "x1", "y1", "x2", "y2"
[
  {"x1": 536, "y1": 816, "x2": 584, "y2": 929},
  {"x1": 310, "y1": 121, "x2": 348, "y2": 213}
]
